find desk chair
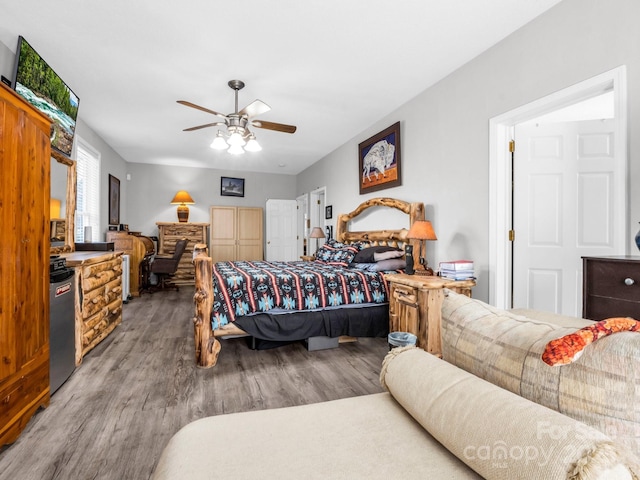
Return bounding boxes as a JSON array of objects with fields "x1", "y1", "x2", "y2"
[{"x1": 148, "y1": 238, "x2": 188, "y2": 292}]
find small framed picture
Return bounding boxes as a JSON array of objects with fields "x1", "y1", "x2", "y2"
[
  {"x1": 108, "y1": 174, "x2": 120, "y2": 225},
  {"x1": 325, "y1": 205, "x2": 332, "y2": 219},
  {"x1": 221, "y1": 176, "x2": 245, "y2": 197}
]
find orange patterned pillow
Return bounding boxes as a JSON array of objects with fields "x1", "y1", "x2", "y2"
[{"x1": 542, "y1": 317, "x2": 640, "y2": 366}]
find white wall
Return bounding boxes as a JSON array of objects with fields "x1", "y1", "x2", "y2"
[{"x1": 297, "y1": 0, "x2": 640, "y2": 302}]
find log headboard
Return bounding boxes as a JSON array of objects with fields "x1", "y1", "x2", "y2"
[{"x1": 336, "y1": 197, "x2": 425, "y2": 270}]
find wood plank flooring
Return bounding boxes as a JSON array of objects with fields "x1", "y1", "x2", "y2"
[{"x1": 0, "y1": 288, "x2": 389, "y2": 479}]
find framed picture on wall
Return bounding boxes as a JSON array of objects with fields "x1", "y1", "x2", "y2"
[
  {"x1": 358, "y1": 121, "x2": 401, "y2": 194},
  {"x1": 108, "y1": 174, "x2": 120, "y2": 225},
  {"x1": 221, "y1": 176, "x2": 245, "y2": 197},
  {"x1": 325, "y1": 205, "x2": 332, "y2": 219}
]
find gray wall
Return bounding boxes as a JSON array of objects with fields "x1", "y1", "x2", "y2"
[
  {"x1": 124, "y1": 163, "x2": 296, "y2": 238},
  {"x1": 298, "y1": 0, "x2": 640, "y2": 302}
]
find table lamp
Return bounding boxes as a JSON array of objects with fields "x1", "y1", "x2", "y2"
[
  {"x1": 309, "y1": 227, "x2": 326, "y2": 255},
  {"x1": 406, "y1": 220, "x2": 437, "y2": 275},
  {"x1": 171, "y1": 190, "x2": 195, "y2": 223}
]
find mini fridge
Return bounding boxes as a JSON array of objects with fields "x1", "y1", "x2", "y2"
[{"x1": 49, "y1": 258, "x2": 76, "y2": 395}]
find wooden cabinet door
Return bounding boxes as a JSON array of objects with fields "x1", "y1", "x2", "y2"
[
  {"x1": 0, "y1": 85, "x2": 51, "y2": 446},
  {"x1": 210, "y1": 207, "x2": 238, "y2": 262},
  {"x1": 237, "y1": 207, "x2": 263, "y2": 260},
  {"x1": 210, "y1": 206, "x2": 263, "y2": 262}
]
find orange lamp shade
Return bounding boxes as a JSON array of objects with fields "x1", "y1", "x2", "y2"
[
  {"x1": 170, "y1": 191, "x2": 195, "y2": 223},
  {"x1": 50, "y1": 198, "x2": 62, "y2": 219},
  {"x1": 407, "y1": 220, "x2": 437, "y2": 240}
]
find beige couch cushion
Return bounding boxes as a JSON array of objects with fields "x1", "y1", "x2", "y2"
[
  {"x1": 441, "y1": 290, "x2": 640, "y2": 458},
  {"x1": 152, "y1": 392, "x2": 482, "y2": 480},
  {"x1": 381, "y1": 347, "x2": 639, "y2": 480}
]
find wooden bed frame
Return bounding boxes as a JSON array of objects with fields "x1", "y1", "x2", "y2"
[{"x1": 192, "y1": 197, "x2": 425, "y2": 368}]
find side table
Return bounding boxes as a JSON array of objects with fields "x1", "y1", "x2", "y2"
[{"x1": 384, "y1": 273, "x2": 476, "y2": 356}]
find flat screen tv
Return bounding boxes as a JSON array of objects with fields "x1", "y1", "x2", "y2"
[{"x1": 12, "y1": 35, "x2": 80, "y2": 158}]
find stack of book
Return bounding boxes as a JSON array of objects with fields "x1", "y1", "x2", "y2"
[{"x1": 439, "y1": 260, "x2": 475, "y2": 280}]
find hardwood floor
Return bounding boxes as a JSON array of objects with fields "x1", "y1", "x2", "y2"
[{"x1": 0, "y1": 288, "x2": 389, "y2": 479}]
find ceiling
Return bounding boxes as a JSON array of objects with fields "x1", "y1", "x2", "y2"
[{"x1": 0, "y1": 0, "x2": 563, "y2": 175}]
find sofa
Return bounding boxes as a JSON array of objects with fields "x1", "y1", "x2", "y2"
[{"x1": 151, "y1": 291, "x2": 640, "y2": 479}]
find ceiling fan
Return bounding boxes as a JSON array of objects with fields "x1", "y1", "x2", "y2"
[{"x1": 177, "y1": 80, "x2": 297, "y2": 154}]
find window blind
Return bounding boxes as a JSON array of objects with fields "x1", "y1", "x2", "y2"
[{"x1": 75, "y1": 137, "x2": 101, "y2": 242}]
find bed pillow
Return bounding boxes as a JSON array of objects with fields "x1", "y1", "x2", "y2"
[
  {"x1": 351, "y1": 258, "x2": 406, "y2": 272},
  {"x1": 315, "y1": 240, "x2": 358, "y2": 267},
  {"x1": 354, "y1": 246, "x2": 403, "y2": 263}
]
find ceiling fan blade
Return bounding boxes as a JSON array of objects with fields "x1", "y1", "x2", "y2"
[
  {"x1": 251, "y1": 120, "x2": 297, "y2": 134},
  {"x1": 238, "y1": 99, "x2": 271, "y2": 117},
  {"x1": 183, "y1": 122, "x2": 225, "y2": 132},
  {"x1": 177, "y1": 100, "x2": 227, "y2": 118}
]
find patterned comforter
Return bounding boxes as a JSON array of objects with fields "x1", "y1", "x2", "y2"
[{"x1": 212, "y1": 260, "x2": 393, "y2": 328}]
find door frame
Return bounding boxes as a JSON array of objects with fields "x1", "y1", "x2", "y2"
[
  {"x1": 309, "y1": 186, "x2": 327, "y2": 255},
  {"x1": 296, "y1": 193, "x2": 309, "y2": 257},
  {"x1": 488, "y1": 66, "x2": 628, "y2": 308}
]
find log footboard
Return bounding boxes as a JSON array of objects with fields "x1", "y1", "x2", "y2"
[{"x1": 193, "y1": 246, "x2": 220, "y2": 368}]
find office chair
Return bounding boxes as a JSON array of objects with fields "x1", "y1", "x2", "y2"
[{"x1": 147, "y1": 238, "x2": 188, "y2": 292}]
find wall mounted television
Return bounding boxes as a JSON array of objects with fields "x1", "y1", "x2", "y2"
[{"x1": 11, "y1": 35, "x2": 80, "y2": 158}]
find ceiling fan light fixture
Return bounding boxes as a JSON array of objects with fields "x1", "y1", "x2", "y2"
[
  {"x1": 228, "y1": 144, "x2": 245, "y2": 155},
  {"x1": 180, "y1": 79, "x2": 297, "y2": 155},
  {"x1": 227, "y1": 130, "x2": 246, "y2": 147},
  {"x1": 244, "y1": 134, "x2": 262, "y2": 152},
  {"x1": 210, "y1": 131, "x2": 229, "y2": 150}
]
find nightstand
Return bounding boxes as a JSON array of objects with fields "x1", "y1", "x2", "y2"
[
  {"x1": 384, "y1": 273, "x2": 475, "y2": 355},
  {"x1": 300, "y1": 255, "x2": 315, "y2": 262}
]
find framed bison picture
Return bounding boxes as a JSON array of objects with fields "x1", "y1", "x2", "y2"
[{"x1": 358, "y1": 122, "x2": 401, "y2": 194}]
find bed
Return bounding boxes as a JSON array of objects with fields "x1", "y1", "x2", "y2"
[{"x1": 192, "y1": 197, "x2": 426, "y2": 367}]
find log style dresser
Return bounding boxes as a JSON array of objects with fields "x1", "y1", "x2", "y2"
[
  {"x1": 582, "y1": 255, "x2": 640, "y2": 320},
  {"x1": 62, "y1": 251, "x2": 123, "y2": 365},
  {"x1": 156, "y1": 222, "x2": 208, "y2": 285}
]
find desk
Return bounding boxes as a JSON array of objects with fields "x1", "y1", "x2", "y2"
[{"x1": 384, "y1": 274, "x2": 476, "y2": 356}]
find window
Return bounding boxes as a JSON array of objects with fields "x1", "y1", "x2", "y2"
[{"x1": 75, "y1": 138, "x2": 101, "y2": 242}]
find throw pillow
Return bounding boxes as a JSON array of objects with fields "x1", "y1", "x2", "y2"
[
  {"x1": 542, "y1": 317, "x2": 640, "y2": 366},
  {"x1": 315, "y1": 241, "x2": 359, "y2": 267},
  {"x1": 354, "y1": 245, "x2": 402, "y2": 263}
]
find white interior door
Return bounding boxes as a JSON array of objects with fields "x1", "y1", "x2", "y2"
[
  {"x1": 266, "y1": 199, "x2": 298, "y2": 261},
  {"x1": 513, "y1": 119, "x2": 619, "y2": 315}
]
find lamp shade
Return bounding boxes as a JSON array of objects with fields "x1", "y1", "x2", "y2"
[
  {"x1": 407, "y1": 220, "x2": 437, "y2": 240},
  {"x1": 309, "y1": 227, "x2": 325, "y2": 239},
  {"x1": 171, "y1": 191, "x2": 195, "y2": 205},
  {"x1": 50, "y1": 198, "x2": 61, "y2": 218}
]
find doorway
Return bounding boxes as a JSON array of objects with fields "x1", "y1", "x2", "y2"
[
  {"x1": 489, "y1": 66, "x2": 628, "y2": 311},
  {"x1": 309, "y1": 187, "x2": 327, "y2": 256}
]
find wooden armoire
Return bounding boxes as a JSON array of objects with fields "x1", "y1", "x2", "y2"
[
  {"x1": 209, "y1": 206, "x2": 263, "y2": 262},
  {"x1": 0, "y1": 84, "x2": 51, "y2": 445}
]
